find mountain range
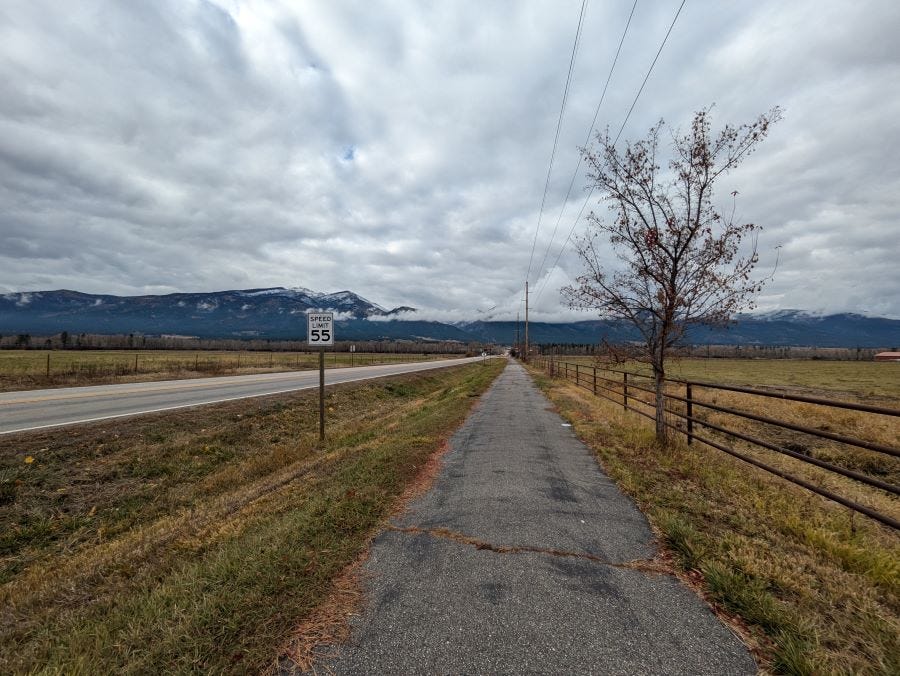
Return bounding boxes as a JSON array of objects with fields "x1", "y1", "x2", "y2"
[{"x1": 1, "y1": 288, "x2": 898, "y2": 348}]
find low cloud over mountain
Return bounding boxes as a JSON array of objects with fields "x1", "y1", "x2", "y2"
[{"x1": 1, "y1": 288, "x2": 897, "y2": 348}]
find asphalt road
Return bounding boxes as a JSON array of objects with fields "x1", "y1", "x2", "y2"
[
  {"x1": 0, "y1": 356, "x2": 483, "y2": 435},
  {"x1": 299, "y1": 361, "x2": 756, "y2": 675}
]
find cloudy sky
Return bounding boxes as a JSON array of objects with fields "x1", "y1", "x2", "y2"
[{"x1": 1, "y1": 1, "x2": 898, "y2": 320}]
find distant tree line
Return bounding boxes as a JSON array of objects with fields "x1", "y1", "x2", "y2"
[
  {"x1": 537, "y1": 343, "x2": 891, "y2": 361},
  {"x1": 0, "y1": 332, "x2": 480, "y2": 354}
]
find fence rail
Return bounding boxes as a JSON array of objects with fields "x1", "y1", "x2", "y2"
[{"x1": 534, "y1": 357, "x2": 900, "y2": 531}]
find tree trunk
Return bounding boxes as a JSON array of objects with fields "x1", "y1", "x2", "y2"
[{"x1": 654, "y1": 366, "x2": 667, "y2": 441}]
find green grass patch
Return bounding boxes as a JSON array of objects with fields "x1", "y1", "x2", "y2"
[{"x1": 0, "y1": 360, "x2": 505, "y2": 673}]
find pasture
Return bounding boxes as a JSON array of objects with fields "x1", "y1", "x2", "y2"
[
  {"x1": 558, "y1": 356, "x2": 900, "y2": 401},
  {"x1": 549, "y1": 356, "x2": 900, "y2": 486},
  {"x1": 0, "y1": 349, "x2": 457, "y2": 392}
]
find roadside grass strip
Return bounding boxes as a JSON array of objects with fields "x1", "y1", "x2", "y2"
[
  {"x1": 0, "y1": 360, "x2": 504, "y2": 674},
  {"x1": 529, "y1": 369, "x2": 899, "y2": 675}
]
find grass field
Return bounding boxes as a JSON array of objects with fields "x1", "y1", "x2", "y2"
[
  {"x1": 544, "y1": 357, "x2": 900, "y2": 490},
  {"x1": 529, "y1": 364, "x2": 899, "y2": 674},
  {"x1": 0, "y1": 359, "x2": 505, "y2": 673},
  {"x1": 0, "y1": 349, "x2": 461, "y2": 393},
  {"x1": 557, "y1": 356, "x2": 900, "y2": 401}
]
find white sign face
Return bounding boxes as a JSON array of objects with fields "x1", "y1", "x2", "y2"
[{"x1": 307, "y1": 312, "x2": 334, "y2": 346}]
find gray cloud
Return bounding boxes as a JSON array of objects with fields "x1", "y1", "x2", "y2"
[{"x1": 0, "y1": 0, "x2": 898, "y2": 321}]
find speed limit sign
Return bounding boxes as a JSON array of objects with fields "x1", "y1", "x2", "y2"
[{"x1": 307, "y1": 312, "x2": 334, "y2": 346}]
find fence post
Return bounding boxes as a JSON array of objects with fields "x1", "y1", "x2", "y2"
[
  {"x1": 565, "y1": 362, "x2": 568, "y2": 380},
  {"x1": 593, "y1": 367, "x2": 597, "y2": 395},
  {"x1": 134, "y1": 354, "x2": 139, "y2": 373},
  {"x1": 575, "y1": 363, "x2": 580, "y2": 387},
  {"x1": 686, "y1": 383, "x2": 693, "y2": 445},
  {"x1": 46, "y1": 353, "x2": 50, "y2": 377},
  {"x1": 623, "y1": 372, "x2": 628, "y2": 410}
]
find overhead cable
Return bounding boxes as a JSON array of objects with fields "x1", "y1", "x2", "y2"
[
  {"x1": 525, "y1": 0, "x2": 589, "y2": 287},
  {"x1": 532, "y1": 0, "x2": 639, "y2": 293},
  {"x1": 535, "y1": 0, "x2": 686, "y2": 304}
]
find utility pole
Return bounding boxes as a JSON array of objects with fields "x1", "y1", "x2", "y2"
[
  {"x1": 515, "y1": 311, "x2": 520, "y2": 358},
  {"x1": 524, "y1": 281, "x2": 529, "y2": 363}
]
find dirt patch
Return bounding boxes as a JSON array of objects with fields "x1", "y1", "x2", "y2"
[
  {"x1": 274, "y1": 552, "x2": 369, "y2": 675},
  {"x1": 391, "y1": 440, "x2": 453, "y2": 516}
]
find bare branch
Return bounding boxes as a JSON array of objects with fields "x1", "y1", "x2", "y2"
[{"x1": 565, "y1": 107, "x2": 780, "y2": 440}]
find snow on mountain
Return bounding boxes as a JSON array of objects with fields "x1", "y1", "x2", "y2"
[
  {"x1": 232, "y1": 287, "x2": 388, "y2": 314},
  {"x1": 239, "y1": 288, "x2": 294, "y2": 297},
  {"x1": 749, "y1": 309, "x2": 875, "y2": 322},
  {"x1": 1, "y1": 287, "x2": 896, "y2": 346}
]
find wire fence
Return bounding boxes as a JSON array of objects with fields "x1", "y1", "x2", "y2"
[{"x1": 534, "y1": 356, "x2": 900, "y2": 531}]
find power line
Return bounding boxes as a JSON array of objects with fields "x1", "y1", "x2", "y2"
[
  {"x1": 525, "y1": 0, "x2": 588, "y2": 287},
  {"x1": 611, "y1": 0, "x2": 686, "y2": 146},
  {"x1": 535, "y1": 0, "x2": 686, "y2": 304},
  {"x1": 532, "y1": 0, "x2": 638, "y2": 292}
]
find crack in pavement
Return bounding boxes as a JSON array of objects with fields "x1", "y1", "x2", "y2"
[{"x1": 386, "y1": 524, "x2": 671, "y2": 575}]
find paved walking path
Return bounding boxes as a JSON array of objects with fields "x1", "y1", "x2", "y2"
[{"x1": 303, "y1": 361, "x2": 755, "y2": 674}]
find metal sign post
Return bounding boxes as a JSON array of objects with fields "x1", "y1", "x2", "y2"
[
  {"x1": 318, "y1": 347, "x2": 325, "y2": 441},
  {"x1": 307, "y1": 312, "x2": 335, "y2": 443}
]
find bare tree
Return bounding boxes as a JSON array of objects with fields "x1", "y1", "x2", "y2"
[{"x1": 564, "y1": 107, "x2": 781, "y2": 440}]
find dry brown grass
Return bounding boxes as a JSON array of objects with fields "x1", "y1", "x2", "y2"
[
  {"x1": 530, "y1": 365, "x2": 899, "y2": 675},
  {"x1": 560, "y1": 356, "x2": 900, "y2": 401},
  {"x1": 553, "y1": 358, "x2": 900, "y2": 512}
]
